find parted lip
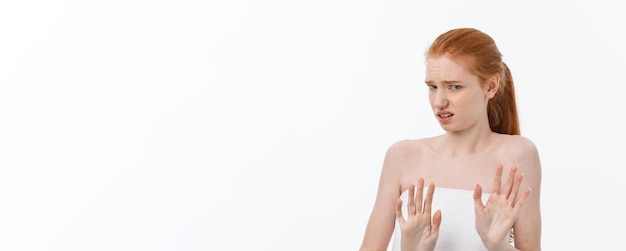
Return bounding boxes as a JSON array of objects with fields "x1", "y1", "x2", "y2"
[{"x1": 437, "y1": 111, "x2": 453, "y2": 117}]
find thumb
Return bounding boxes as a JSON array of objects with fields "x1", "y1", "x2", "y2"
[{"x1": 473, "y1": 184, "x2": 484, "y2": 209}]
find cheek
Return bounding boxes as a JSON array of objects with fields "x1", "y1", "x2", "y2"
[
  {"x1": 428, "y1": 94, "x2": 440, "y2": 110},
  {"x1": 451, "y1": 94, "x2": 468, "y2": 105},
  {"x1": 454, "y1": 94, "x2": 481, "y2": 109},
  {"x1": 463, "y1": 93, "x2": 489, "y2": 111}
]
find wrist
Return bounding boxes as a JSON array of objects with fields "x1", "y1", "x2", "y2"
[{"x1": 485, "y1": 240, "x2": 514, "y2": 251}]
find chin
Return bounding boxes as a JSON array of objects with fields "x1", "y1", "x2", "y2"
[{"x1": 439, "y1": 124, "x2": 458, "y2": 132}]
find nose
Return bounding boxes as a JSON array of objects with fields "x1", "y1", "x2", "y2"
[{"x1": 432, "y1": 89, "x2": 448, "y2": 109}]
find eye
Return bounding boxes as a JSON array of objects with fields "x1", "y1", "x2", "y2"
[
  {"x1": 427, "y1": 84, "x2": 437, "y2": 90},
  {"x1": 449, "y1": 85, "x2": 462, "y2": 90}
]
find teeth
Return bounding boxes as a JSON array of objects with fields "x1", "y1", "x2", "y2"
[{"x1": 440, "y1": 114, "x2": 452, "y2": 118}]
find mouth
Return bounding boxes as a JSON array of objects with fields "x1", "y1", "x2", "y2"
[{"x1": 437, "y1": 112, "x2": 454, "y2": 118}]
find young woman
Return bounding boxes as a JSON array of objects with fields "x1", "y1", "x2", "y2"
[{"x1": 359, "y1": 28, "x2": 542, "y2": 251}]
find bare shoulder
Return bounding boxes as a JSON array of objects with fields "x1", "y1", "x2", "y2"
[
  {"x1": 383, "y1": 137, "x2": 433, "y2": 162},
  {"x1": 495, "y1": 134, "x2": 542, "y2": 186},
  {"x1": 379, "y1": 138, "x2": 433, "y2": 183},
  {"x1": 497, "y1": 135, "x2": 540, "y2": 160}
]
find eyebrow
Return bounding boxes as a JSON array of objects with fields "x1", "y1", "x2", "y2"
[{"x1": 424, "y1": 80, "x2": 462, "y2": 84}]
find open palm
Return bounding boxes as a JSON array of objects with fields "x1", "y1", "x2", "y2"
[{"x1": 474, "y1": 164, "x2": 531, "y2": 250}]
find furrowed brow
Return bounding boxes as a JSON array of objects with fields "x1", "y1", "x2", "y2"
[
  {"x1": 425, "y1": 80, "x2": 461, "y2": 85},
  {"x1": 441, "y1": 80, "x2": 461, "y2": 84}
]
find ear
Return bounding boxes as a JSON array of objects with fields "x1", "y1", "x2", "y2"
[{"x1": 485, "y1": 75, "x2": 500, "y2": 99}]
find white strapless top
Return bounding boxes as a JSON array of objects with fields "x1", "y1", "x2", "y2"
[{"x1": 390, "y1": 187, "x2": 496, "y2": 251}]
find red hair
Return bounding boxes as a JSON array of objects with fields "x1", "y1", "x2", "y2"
[{"x1": 427, "y1": 28, "x2": 520, "y2": 135}]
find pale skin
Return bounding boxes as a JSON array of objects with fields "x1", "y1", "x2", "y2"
[{"x1": 359, "y1": 55, "x2": 542, "y2": 251}]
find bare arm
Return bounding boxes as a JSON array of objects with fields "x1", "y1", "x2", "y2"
[
  {"x1": 484, "y1": 136, "x2": 541, "y2": 251},
  {"x1": 360, "y1": 142, "x2": 407, "y2": 251},
  {"x1": 510, "y1": 137, "x2": 542, "y2": 251}
]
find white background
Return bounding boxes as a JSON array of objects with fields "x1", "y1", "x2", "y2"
[{"x1": 1, "y1": 0, "x2": 624, "y2": 250}]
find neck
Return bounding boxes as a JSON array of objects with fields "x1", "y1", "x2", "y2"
[{"x1": 435, "y1": 124, "x2": 496, "y2": 156}]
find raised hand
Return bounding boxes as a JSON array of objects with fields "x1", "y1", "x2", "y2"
[
  {"x1": 396, "y1": 178, "x2": 442, "y2": 251},
  {"x1": 473, "y1": 164, "x2": 531, "y2": 250}
]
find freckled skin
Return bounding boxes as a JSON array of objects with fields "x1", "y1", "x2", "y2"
[
  {"x1": 425, "y1": 56, "x2": 495, "y2": 135},
  {"x1": 360, "y1": 54, "x2": 542, "y2": 251}
]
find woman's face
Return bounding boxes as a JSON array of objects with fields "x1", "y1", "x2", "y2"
[{"x1": 425, "y1": 55, "x2": 495, "y2": 132}]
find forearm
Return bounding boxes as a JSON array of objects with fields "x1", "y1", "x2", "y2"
[
  {"x1": 359, "y1": 244, "x2": 388, "y2": 251},
  {"x1": 485, "y1": 241, "x2": 524, "y2": 251}
]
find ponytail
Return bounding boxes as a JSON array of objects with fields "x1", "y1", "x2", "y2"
[
  {"x1": 427, "y1": 28, "x2": 521, "y2": 135},
  {"x1": 488, "y1": 62, "x2": 520, "y2": 135}
]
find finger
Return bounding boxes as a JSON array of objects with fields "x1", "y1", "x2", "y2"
[
  {"x1": 503, "y1": 165, "x2": 518, "y2": 199},
  {"x1": 423, "y1": 182, "x2": 435, "y2": 216},
  {"x1": 509, "y1": 172, "x2": 524, "y2": 205},
  {"x1": 408, "y1": 184, "x2": 416, "y2": 215},
  {"x1": 396, "y1": 198, "x2": 406, "y2": 224},
  {"x1": 513, "y1": 187, "x2": 531, "y2": 212},
  {"x1": 416, "y1": 178, "x2": 425, "y2": 213},
  {"x1": 431, "y1": 210, "x2": 442, "y2": 237},
  {"x1": 473, "y1": 184, "x2": 484, "y2": 209},
  {"x1": 492, "y1": 163, "x2": 504, "y2": 194}
]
